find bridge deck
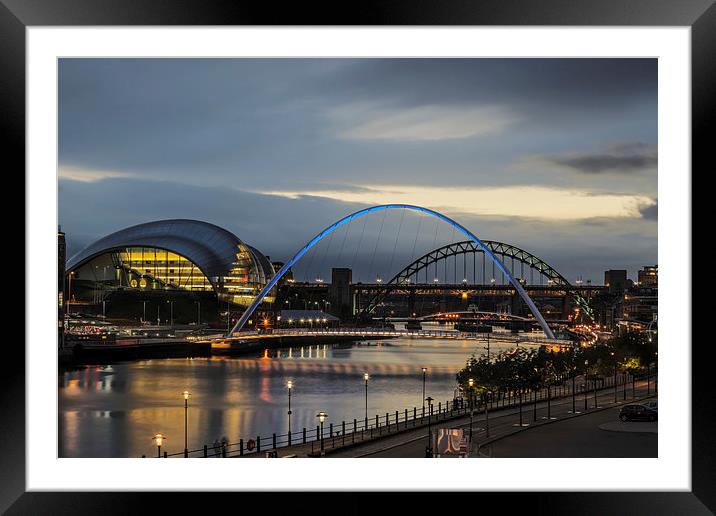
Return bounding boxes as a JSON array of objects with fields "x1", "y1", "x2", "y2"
[{"x1": 206, "y1": 328, "x2": 573, "y2": 347}]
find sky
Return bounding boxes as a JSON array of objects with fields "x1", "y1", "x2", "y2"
[{"x1": 58, "y1": 58, "x2": 657, "y2": 284}]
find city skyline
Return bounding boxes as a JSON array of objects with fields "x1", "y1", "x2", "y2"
[{"x1": 59, "y1": 58, "x2": 657, "y2": 282}]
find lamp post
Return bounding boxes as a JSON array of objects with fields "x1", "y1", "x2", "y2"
[
  {"x1": 421, "y1": 367, "x2": 428, "y2": 411},
  {"x1": 67, "y1": 271, "x2": 75, "y2": 315},
  {"x1": 166, "y1": 300, "x2": 174, "y2": 327},
  {"x1": 153, "y1": 433, "x2": 166, "y2": 458},
  {"x1": 196, "y1": 300, "x2": 201, "y2": 325},
  {"x1": 182, "y1": 391, "x2": 190, "y2": 457},
  {"x1": 623, "y1": 370, "x2": 627, "y2": 400},
  {"x1": 484, "y1": 391, "x2": 490, "y2": 437},
  {"x1": 287, "y1": 380, "x2": 293, "y2": 436},
  {"x1": 533, "y1": 367, "x2": 539, "y2": 421},
  {"x1": 468, "y1": 378, "x2": 475, "y2": 444},
  {"x1": 571, "y1": 365, "x2": 578, "y2": 413},
  {"x1": 363, "y1": 373, "x2": 369, "y2": 423},
  {"x1": 584, "y1": 360, "x2": 589, "y2": 410},
  {"x1": 611, "y1": 351, "x2": 618, "y2": 403},
  {"x1": 316, "y1": 411, "x2": 327, "y2": 453},
  {"x1": 425, "y1": 396, "x2": 434, "y2": 457},
  {"x1": 142, "y1": 300, "x2": 147, "y2": 323}
]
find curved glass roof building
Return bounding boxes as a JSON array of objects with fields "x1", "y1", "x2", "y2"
[{"x1": 66, "y1": 219, "x2": 275, "y2": 307}]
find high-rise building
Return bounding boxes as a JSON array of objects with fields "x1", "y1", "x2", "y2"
[
  {"x1": 638, "y1": 265, "x2": 658, "y2": 286},
  {"x1": 58, "y1": 227, "x2": 66, "y2": 349},
  {"x1": 604, "y1": 269, "x2": 628, "y2": 294}
]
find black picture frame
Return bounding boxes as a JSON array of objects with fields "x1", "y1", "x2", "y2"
[{"x1": 3, "y1": 1, "x2": 711, "y2": 513}]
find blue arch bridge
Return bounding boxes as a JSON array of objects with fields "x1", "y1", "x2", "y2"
[{"x1": 219, "y1": 204, "x2": 588, "y2": 347}]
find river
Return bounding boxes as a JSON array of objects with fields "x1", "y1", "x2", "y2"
[{"x1": 59, "y1": 325, "x2": 528, "y2": 457}]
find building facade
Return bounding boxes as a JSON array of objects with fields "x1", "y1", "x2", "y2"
[{"x1": 64, "y1": 220, "x2": 275, "y2": 323}]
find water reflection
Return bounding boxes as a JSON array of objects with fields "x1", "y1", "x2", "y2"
[{"x1": 59, "y1": 335, "x2": 520, "y2": 458}]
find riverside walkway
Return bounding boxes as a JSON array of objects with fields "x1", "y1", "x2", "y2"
[{"x1": 155, "y1": 372, "x2": 656, "y2": 458}]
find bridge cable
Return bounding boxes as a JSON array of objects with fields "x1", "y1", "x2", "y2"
[
  {"x1": 351, "y1": 215, "x2": 368, "y2": 282},
  {"x1": 409, "y1": 211, "x2": 423, "y2": 279},
  {"x1": 431, "y1": 217, "x2": 439, "y2": 282},
  {"x1": 368, "y1": 209, "x2": 388, "y2": 282},
  {"x1": 316, "y1": 223, "x2": 336, "y2": 283},
  {"x1": 387, "y1": 208, "x2": 406, "y2": 280},
  {"x1": 336, "y1": 215, "x2": 351, "y2": 267},
  {"x1": 303, "y1": 234, "x2": 318, "y2": 283}
]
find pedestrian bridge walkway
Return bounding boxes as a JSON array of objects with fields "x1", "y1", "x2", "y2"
[{"x1": 209, "y1": 327, "x2": 573, "y2": 348}]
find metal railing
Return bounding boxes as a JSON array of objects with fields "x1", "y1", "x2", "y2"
[
  {"x1": 269, "y1": 327, "x2": 572, "y2": 346},
  {"x1": 149, "y1": 368, "x2": 655, "y2": 458}
]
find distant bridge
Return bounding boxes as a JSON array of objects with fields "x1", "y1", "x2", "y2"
[{"x1": 359, "y1": 240, "x2": 595, "y2": 321}]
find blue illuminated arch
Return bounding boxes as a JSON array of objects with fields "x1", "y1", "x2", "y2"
[{"x1": 228, "y1": 204, "x2": 556, "y2": 339}]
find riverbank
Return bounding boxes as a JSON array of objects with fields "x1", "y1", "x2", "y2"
[{"x1": 59, "y1": 333, "x2": 394, "y2": 365}]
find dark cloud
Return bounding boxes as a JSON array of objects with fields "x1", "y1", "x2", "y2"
[
  {"x1": 312, "y1": 58, "x2": 657, "y2": 114},
  {"x1": 58, "y1": 58, "x2": 658, "y2": 189},
  {"x1": 540, "y1": 142, "x2": 657, "y2": 174},
  {"x1": 640, "y1": 201, "x2": 658, "y2": 221}
]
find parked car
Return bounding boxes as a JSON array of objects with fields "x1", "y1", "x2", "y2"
[
  {"x1": 642, "y1": 400, "x2": 658, "y2": 412},
  {"x1": 619, "y1": 403, "x2": 657, "y2": 422}
]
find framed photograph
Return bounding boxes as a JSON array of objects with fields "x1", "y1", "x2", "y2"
[{"x1": 5, "y1": 0, "x2": 711, "y2": 513}]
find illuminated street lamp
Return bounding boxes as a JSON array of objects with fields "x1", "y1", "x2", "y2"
[
  {"x1": 166, "y1": 300, "x2": 174, "y2": 327},
  {"x1": 468, "y1": 378, "x2": 475, "y2": 443},
  {"x1": 421, "y1": 367, "x2": 428, "y2": 412},
  {"x1": 287, "y1": 380, "x2": 293, "y2": 436},
  {"x1": 363, "y1": 373, "x2": 369, "y2": 423},
  {"x1": 153, "y1": 433, "x2": 166, "y2": 458},
  {"x1": 425, "y1": 396, "x2": 434, "y2": 457},
  {"x1": 316, "y1": 411, "x2": 327, "y2": 452},
  {"x1": 182, "y1": 391, "x2": 190, "y2": 457},
  {"x1": 584, "y1": 360, "x2": 589, "y2": 411},
  {"x1": 610, "y1": 351, "x2": 618, "y2": 403}
]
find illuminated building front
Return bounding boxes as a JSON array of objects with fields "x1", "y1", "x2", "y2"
[{"x1": 65, "y1": 220, "x2": 275, "y2": 319}]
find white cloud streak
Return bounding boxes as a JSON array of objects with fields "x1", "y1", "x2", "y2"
[
  {"x1": 59, "y1": 166, "x2": 135, "y2": 182},
  {"x1": 260, "y1": 184, "x2": 654, "y2": 221},
  {"x1": 332, "y1": 104, "x2": 517, "y2": 142}
]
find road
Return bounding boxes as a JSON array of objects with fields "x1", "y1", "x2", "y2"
[
  {"x1": 332, "y1": 381, "x2": 656, "y2": 458},
  {"x1": 478, "y1": 403, "x2": 657, "y2": 458}
]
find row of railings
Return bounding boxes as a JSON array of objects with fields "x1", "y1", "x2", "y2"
[
  {"x1": 146, "y1": 368, "x2": 656, "y2": 458},
  {"x1": 268, "y1": 327, "x2": 572, "y2": 345}
]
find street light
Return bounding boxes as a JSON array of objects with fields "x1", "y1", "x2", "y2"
[
  {"x1": 153, "y1": 433, "x2": 166, "y2": 458},
  {"x1": 584, "y1": 360, "x2": 589, "y2": 411},
  {"x1": 287, "y1": 380, "x2": 293, "y2": 436},
  {"x1": 421, "y1": 367, "x2": 428, "y2": 412},
  {"x1": 182, "y1": 391, "x2": 190, "y2": 457},
  {"x1": 363, "y1": 373, "x2": 369, "y2": 423},
  {"x1": 467, "y1": 378, "x2": 475, "y2": 444},
  {"x1": 166, "y1": 300, "x2": 174, "y2": 327},
  {"x1": 425, "y1": 396, "x2": 434, "y2": 457},
  {"x1": 316, "y1": 411, "x2": 327, "y2": 453},
  {"x1": 610, "y1": 351, "x2": 618, "y2": 403},
  {"x1": 195, "y1": 300, "x2": 201, "y2": 325}
]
